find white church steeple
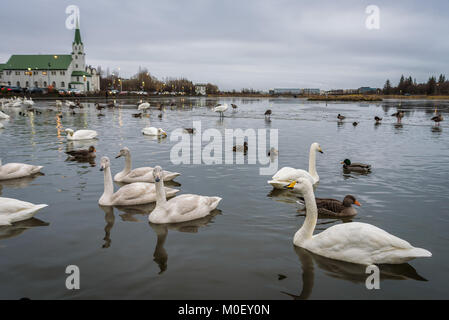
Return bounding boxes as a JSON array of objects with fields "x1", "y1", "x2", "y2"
[{"x1": 71, "y1": 17, "x2": 85, "y2": 72}]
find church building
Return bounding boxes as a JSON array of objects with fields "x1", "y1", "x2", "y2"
[{"x1": 0, "y1": 20, "x2": 100, "y2": 92}]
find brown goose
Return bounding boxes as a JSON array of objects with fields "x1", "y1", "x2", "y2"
[
  {"x1": 392, "y1": 110, "x2": 405, "y2": 123},
  {"x1": 431, "y1": 114, "x2": 443, "y2": 126},
  {"x1": 66, "y1": 146, "x2": 96, "y2": 160},
  {"x1": 341, "y1": 159, "x2": 371, "y2": 173},
  {"x1": 297, "y1": 195, "x2": 361, "y2": 217}
]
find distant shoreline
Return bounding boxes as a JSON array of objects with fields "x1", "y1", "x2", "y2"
[{"x1": 3, "y1": 92, "x2": 449, "y2": 101}]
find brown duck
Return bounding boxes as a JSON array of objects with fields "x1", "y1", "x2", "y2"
[
  {"x1": 297, "y1": 195, "x2": 361, "y2": 217},
  {"x1": 431, "y1": 114, "x2": 443, "y2": 126},
  {"x1": 66, "y1": 146, "x2": 96, "y2": 160}
]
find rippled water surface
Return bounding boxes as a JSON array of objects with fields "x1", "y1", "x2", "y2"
[{"x1": 0, "y1": 97, "x2": 448, "y2": 299}]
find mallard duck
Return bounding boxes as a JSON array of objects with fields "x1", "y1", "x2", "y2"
[
  {"x1": 341, "y1": 159, "x2": 371, "y2": 173},
  {"x1": 65, "y1": 146, "x2": 96, "y2": 160},
  {"x1": 431, "y1": 114, "x2": 443, "y2": 126},
  {"x1": 392, "y1": 110, "x2": 405, "y2": 123},
  {"x1": 99, "y1": 157, "x2": 179, "y2": 206},
  {"x1": 132, "y1": 113, "x2": 143, "y2": 118},
  {"x1": 0, "y1": 159, "x2": 44, "y2": 181},
  {"x1": 375, "y1": 116, "x2": 382, "y2": 124},
  {"x1": 95, "y1": 103, "x2": 106, "y2": 111},
  {"x1": 286, "y1": 179, "x2": 431, "y2": 265},
  {"x1": 352, "y1": 122, "x2": 359, "y2": 127},
  {"x1": 268, "y1": 143, "x2": 323, "y2": 189},
  {"x1": 265, "y1": 109, "x2": 272, "y2": 118},
  {"x1": 233, "y1": 142, "x2": 248, "y2": 153},
  {"x1": 148, "y1": 166, "x2": 221, "y2": 224},
  {"x1": 268, "y1": 147, "x2": 279, "y2": 157},
  {"x1": 114, "y1": 147, "x2": 180, "y2": 183},
  {"x1": 184, "y1": 128, "x2": 196, "y2": 134},
  {"x1": 297, "y1": 195, "x2": 361, "y2": 217},
  {"x1": 337, "y1": 114, "x2": 346, "y2": 121},
  {"x1": 231, "y1": 104, "x2": 238, "y2": 109}
]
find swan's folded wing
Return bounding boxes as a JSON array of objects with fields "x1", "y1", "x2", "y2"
[
  {"x1": 112, "y1": 183, "x2": 151, "y2": 202},
  {"x1": 350, "y1": 163, "x2": 371, "y2": 168},
  {"x1": 128, "y1": 167, "x2": 153, "y2": 178},
  {"x1": 2, "y1": 163, "x2": 25, "y2": 175},
  {"x1": 170, "y1": 195, "x2": 202, "y2": 216},
  {"x1": 0, "y1": 198, "x2": 34, "y2": 214}
]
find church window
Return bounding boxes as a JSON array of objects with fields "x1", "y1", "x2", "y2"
[
  {"x1": 17, "y1": 81, "x2": 20, "y2": 87},
  {"x1": 61, "y1": 82, "x2": 65, "y2": 87}
]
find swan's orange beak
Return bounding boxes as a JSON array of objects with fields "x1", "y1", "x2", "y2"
[{"x1": 354, "y1": 200, "x2": 361, "y2": 207}]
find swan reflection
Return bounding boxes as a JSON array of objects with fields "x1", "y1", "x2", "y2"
[
  {"x1": 0, "y1": 218, "x2": 49, "y2": 241},
  {"x1": 283, "y1": 247, "x2": 427, "y2": 300},
  {"x1": 148, "y1": 210, "x2": 220, "y2": 274},
  {"x1": 0, "y1": 173, "x2": 44, "y2": 195}
]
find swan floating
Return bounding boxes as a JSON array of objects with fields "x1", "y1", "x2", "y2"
[
  {"x1": 268, "y1": 142, "x2": 323, "y2": 189},
  {"x1": 65, "y1": 128, "x2": 98, "y2": 141},
  {"x1": 138, "y1": 102, "x2": 151, "y2": 112},
  {"x1": 0, "y1": 111, "x2": 10, "y2": 119},
  {"x1": 0, "y1": 159, "x2": 44, "y2": 181},
  {"x1": 287, "y1": 179, "x2": 432, "y2": 265},
  {"x1": 99, "y1": 157, "x2": 179, "y2": 206},
  {"x1": 149, "y1": 166, "x2": 222, "y2": 224},
  {"x1": 0, "y1": 197, "x2": 47, "y2": 226},
  {"x1": 142, "y1": 127, "x2": 167, "y2": 137},
  {"x1": 114, "y1": 147, "x2": 180, "y2": 183}
]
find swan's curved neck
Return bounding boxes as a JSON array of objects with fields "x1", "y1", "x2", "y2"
[
  {"x1": 101, "y1": 167, "x2": 114, "y2": 203},
  {"x1": 155, "y1": 178, "x2": 167, "y2": 206},
  {"x1": 120, "y1": 154, "x2": 132, "y2": 175},
  {"x1": 294, "y1": 189, "x2": 317, "y2": 246},
  {"x1": 308, "y1": 146, "x2": 318, "y2": 178}
]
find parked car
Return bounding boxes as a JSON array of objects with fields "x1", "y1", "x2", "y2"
[
  {"x1": 108, "y1": 89, "x2": 119, "y2": 95},
  {"x1": 2, "y1": 86, "x2": 24, "y2": 93},
  {"x1": 68, "y1": 88, "x2": 82, "y2": 96},
  {"x1": 58, "y1": 89, "x2": 69, "y2": 96},
  {"x1": 119, "y1": 91, "x2": 129, "y2": 95},
  {"x1": 27, "y1": 87, "x2": 48, "y2": 94}
]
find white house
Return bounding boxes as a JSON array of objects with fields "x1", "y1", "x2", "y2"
[
  {"x1": 195, "y1": 83, "x2": 207, "y2": 96},
  {"x1": 0, "y1": 20, "x2": 100, "y2": 92}
]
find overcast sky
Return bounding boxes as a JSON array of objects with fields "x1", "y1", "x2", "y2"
[{"x1": 1, "y1": 0, "x2": 448, "y2": 91}]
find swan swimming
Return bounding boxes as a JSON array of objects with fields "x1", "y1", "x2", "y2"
[
  {"x1": 114, "y1": 147, "x2": 180, "y2": 183},
  {"x1": 287, "y1": 179, "x2": 432, "y2": 265},
  {"x1": 65, "y1": 128, "x2": 98, "y2": 141},
  {"x1": 149, "y1": 166, "x2": 222, "y2": 224},
  {"x1": 268, "y1": 142, "x2": 323, "y2": 189},
  {"x1": 142, "y1": 127, "x2": 167, "y2": 137},
  {"x1": 99, "y1": 157, "x2": 179, "y2": 206},
  {"x1": 0, "y1": 197, "x2": 48, "y2": 226},
  {"x1": 0, "y1": 159, "x2": 44, "y2": 181}
]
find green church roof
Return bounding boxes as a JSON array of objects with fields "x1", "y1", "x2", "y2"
[
  {"x1": 74, "y1": 28, "x2": 82, "y2": 45},
  {"x1": 3, "y1": 55, "x2": 72, "y2": 70},
  {"x1": 72, "y1": 71, "x2": 91, "y2": 77}
]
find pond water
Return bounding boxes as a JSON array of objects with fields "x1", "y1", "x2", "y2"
[{"x1": 0, "y1": 97, "x2": 448, "y2": 299}]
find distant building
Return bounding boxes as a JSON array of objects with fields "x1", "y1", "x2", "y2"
[
  {"x1": 270, "y1": 88, "x2": 302, "y2": 95},
  {"x1": 358, "y1": 87, "x2": 378, "y2": 94},
  {"x1": 0, "y1": 19, "x2": 99, "y2": 92},
  {"x1": 302, "y1": 88, "x2": 320, "y2": 95},
  {"x1": 195, "y1": 83, "x2": 207, "y2": 95}
]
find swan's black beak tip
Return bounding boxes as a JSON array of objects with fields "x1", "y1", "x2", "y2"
[{"x1": 100, "y1": 167, "x2": 104, "y2": 172}]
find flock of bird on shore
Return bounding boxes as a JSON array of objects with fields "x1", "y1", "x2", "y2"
[{"x1": 0, "y1": 97, "x2": 435, "y2": 266}]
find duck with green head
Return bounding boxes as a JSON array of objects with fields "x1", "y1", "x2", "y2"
[{"x1": 341, "y1": 159, "x2": 371, "y2": 173}]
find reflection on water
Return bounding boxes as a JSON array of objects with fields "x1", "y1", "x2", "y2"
[
  {"x1": 0, "y1": 97, "x2": 447, "y2": 299},
  {"x1": 283, "y1": 247, "x2": 427, "y2": 300},
  {"x1": 0, "y1": 218, "x2": 49, "y2": 241}
]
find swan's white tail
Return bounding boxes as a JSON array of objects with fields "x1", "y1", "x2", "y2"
[
  {"x1": 408, "y1": 247, "x2": 432, "y2": 258},
  {"x1": 32, "y1": 166, "x2": 44, "y2": 175},
  {"x1": 208, "y1": 197, "x2": 222, "y2": 210}
]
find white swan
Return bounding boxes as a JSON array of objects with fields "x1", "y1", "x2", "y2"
[
  {"x1": 0, "y1": 197, "x2": 47, "y2": 226},
  {"x1": 138, "y1": 102, "x2": 151, "y2": 112},
  {"x1": 142, "y1": 127, "x2": 167, "y2": 137},
  {"x1": 65, "y1": 128, "x2": 98, "y2": 141},
  {"x1": 0, "y1": 111, "x2": 10, "y2": 119},
  {"x1": 287, "y1": 179, "x2": 432, "y2": 265},
  {"x1": 268, "y1": 142, "x2": 323, "y2": 189},
  {"x1": 149, "y1": 166, "x2": 222, "y2": 224},
  {"x1": 114, "y1": 147, "x2": 180, "y2": 183},
  {"x1": 23, "y1": 98, "x2": 34, "y2": 107},
  {"x1": 214, "y1": 104, "x2": 228, "y2": 117},
  {"x1": 0, "y1": 159, "x2": 43, "y2": 181},
  {"x1": 99, "y1": 157, "x2": 179, "y2": 206}
]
